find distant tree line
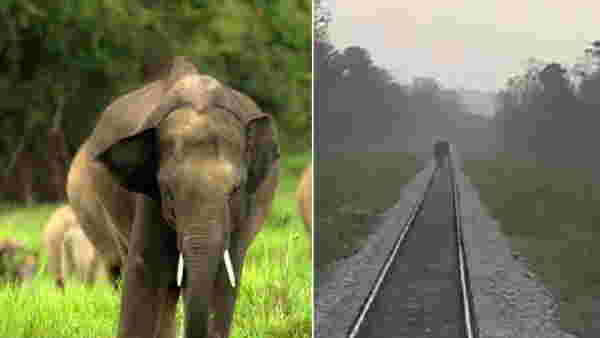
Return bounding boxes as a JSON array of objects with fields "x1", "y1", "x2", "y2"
[
  {"x1": 0, "y1": 0, "x2": 311, "y2": 204},
  {"x1": 315, "y1": 38, "x2": 472, "y2": 156},
  {"x1": 495, "y1": 41, "x2": 600, "y2": 168}
]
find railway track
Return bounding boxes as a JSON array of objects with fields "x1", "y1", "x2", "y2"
[{"x1": 347, "y1": 148, "x2": 478, "y2": 338}]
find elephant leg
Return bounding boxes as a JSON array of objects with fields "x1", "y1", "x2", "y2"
[
  {"x1": 56, "y1": 251, "x2": 67, "y2": 289},
  {"x1": 61, "y1": 238, "x2": 76, "y2": 286},
  {"x1": 85, "y1": 255, "x2": 101, "y2": 286},
  {"x1": 50, "y1": 239, "x2": 65, "y2": 290},
  {"x1": 157, "y1": 285, "x2": 181, "y2": 338},
  {"x1": 117, "y1": 194, "x2": 179, "y2": 338}
]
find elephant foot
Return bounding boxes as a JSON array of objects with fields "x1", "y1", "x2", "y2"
[
  {"x1": 109, "y1": 265, "x2": 121, "y2": 290},
  {"x1": 56, "y1": 277, "x2": 65, "y2": 290},
  {"x1": 207, "y1": 316, "x2": 225, "y2": 338}
]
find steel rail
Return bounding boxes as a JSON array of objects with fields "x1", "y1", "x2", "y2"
[
  {"x1": 450, "y1": 146, "x2": 480, "y2": 338},
  {"x1": 346, "y1": 148, "x2": 479, "y2": 338},
  {"x1": 346, "y1": 163, "x2": 438, "y2": 338}
]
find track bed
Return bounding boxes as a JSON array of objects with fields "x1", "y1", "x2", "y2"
[{"x1": 353, "y1": 165, "x2": 468, "y2": 338}]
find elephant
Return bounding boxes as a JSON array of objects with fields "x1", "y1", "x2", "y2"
[
  {"x1": 61, "y1": 226, "x2": 109, "y2": 285},
  {"x1": 43, "y1": 205, "x2": 108, "y2": 287},
  {"x1": 0, "y1": 237, "x2": 38, "y2": 285},
  {"x1": 66, "y1": 56, "x2": 280, "y2": 338},
  {"x1": 434, "y1": 139, "x2": 450, "y2": 168},
  {"x1": 296, "y1": 162, "x2": 312, "y2": 234}
]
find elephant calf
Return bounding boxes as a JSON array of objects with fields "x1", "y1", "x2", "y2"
[
  {"x1": 296, "y1": 162, "x2": 312, "y2": 234},
  {"x1": 0, "y1": 237, "x2": 38, "y2": 285},
  {"x1": 42, "y1": 205, "x2": 107, "y2": 288}
]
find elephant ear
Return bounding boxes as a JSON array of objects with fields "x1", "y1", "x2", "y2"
[
  {"x1": 246, "y1": 116, "x2": 280, "y2": 195},
  {"x1": 96, "y1": 128, "x2": 161, "y2": 199},
  {"x1": 90, "y1": 79, "x2": 168, "y2": 201},
  {"x1": 214, "y1": 87, "x2": 280, "y2": 195}
]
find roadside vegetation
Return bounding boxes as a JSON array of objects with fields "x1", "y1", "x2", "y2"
[
  {"x1": 464, "y1": 154, "x2": 600, "y2": 334},
  {"x1": 315, "y1": 151, "x2": 419, "y2": 272}
]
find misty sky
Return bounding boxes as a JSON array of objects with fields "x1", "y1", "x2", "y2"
[{"x1": 327, "y1": 0, "x2": 598, "y2": 93}]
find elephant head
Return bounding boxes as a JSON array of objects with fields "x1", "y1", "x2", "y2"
[{"x1": 92, "y1": 57, "x2": 279, "y2": 337}]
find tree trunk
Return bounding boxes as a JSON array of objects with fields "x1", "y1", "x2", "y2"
[
  {"x1": 46, "y1": 95, "x2": 70, "y2": 201},
  {"x1": 0, "y1": 134, "x2": 33, "y2": 204},
  {"x1": 16, "y1": 150, "x2": 35, "y2": 206},
  {"x1": 47, "y1": 127, "x2": 69, "y2": 201}
]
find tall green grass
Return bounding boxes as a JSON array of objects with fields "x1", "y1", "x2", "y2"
[
  {"x1": 315, "y1": 151, "x2": 419, "y2": 272},
  {"x1": 464, "y1": 153, "x2": 600, "y2": 334},
  {"x1": 0, "y1": 152, "x2": 312, "y2": 338}
]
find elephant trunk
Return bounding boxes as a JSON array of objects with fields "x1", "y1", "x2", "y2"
[
  {"x1": 180, "y1": 216, "x2": 227, "y2": 338},
  {"x1": 161, "y1": 162, "x2": 235, "y2": 337}
]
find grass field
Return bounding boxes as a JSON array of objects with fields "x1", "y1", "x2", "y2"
[
  {"x1": 464, "y1": 153, "x2": 600, "y2": 335},
  {"x1": 0, "y1": 151, "x2": 312, "y2": 338},
  {"x1": 315, "y1": 151, "x2": 419, "y2": 272}
]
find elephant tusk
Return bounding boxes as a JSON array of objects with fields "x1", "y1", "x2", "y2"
[
  {"x1": 224, "y1": 249, "x2": 236, "y2": 288},
  {"x1": 177, "y1": 254, "x2": 184, "y2": 287}
]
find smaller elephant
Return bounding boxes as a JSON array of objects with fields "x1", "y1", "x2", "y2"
[
  {"x1": 0, "y1": 237, "x2": 38, "y2": 285},
  {"x1": 296, "y1": 162, "x2": 312, "y2": 234},
  {"x1": 43, "y1": 205, "x2": 78, "y2": 288},
  {"x1": 62, "y1": 226, "x2": 108, "y2": 285},
  {"x1": 43, "y1": 205, "x2": 107, "y2": 288}
]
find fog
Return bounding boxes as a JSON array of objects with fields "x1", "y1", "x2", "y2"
[
  {"x1": 317, "y1": 1, "x2": 600, "y2": 168},
  {"x1": 328, "y1": 0, "x2": 598, "y2": 96}
]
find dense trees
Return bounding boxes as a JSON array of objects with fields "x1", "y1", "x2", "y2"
[
  {"x1": 315, "y1": 39, "x2": 473, "y2": 156},
  {"x1": 495, "y1": 41, "x2": 600, "y2": 169},
  {"x1": 315, "y1": 2, "x2": 483, "y2": 156},
  {"x1": 0, "y1": 0, "x2": 311, "y2": 203}
]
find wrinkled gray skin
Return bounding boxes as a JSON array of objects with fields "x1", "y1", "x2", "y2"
[{"x1": 67, "y1": 57, "x2": 280, "y2": 338}]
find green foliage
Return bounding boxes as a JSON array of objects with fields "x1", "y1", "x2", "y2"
[
  {"x1": 464, "y1": 155, "x2": 600, "y2": 335},
  {"x1": 1, "y1": 0, "x2": 311, "y2": 131},
  {"x1": 495, "y1": 42, "x2": 600, "y2": 168},
  {"x1": 0, "y1": 0, "x2": 311, "y2": 202}
]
